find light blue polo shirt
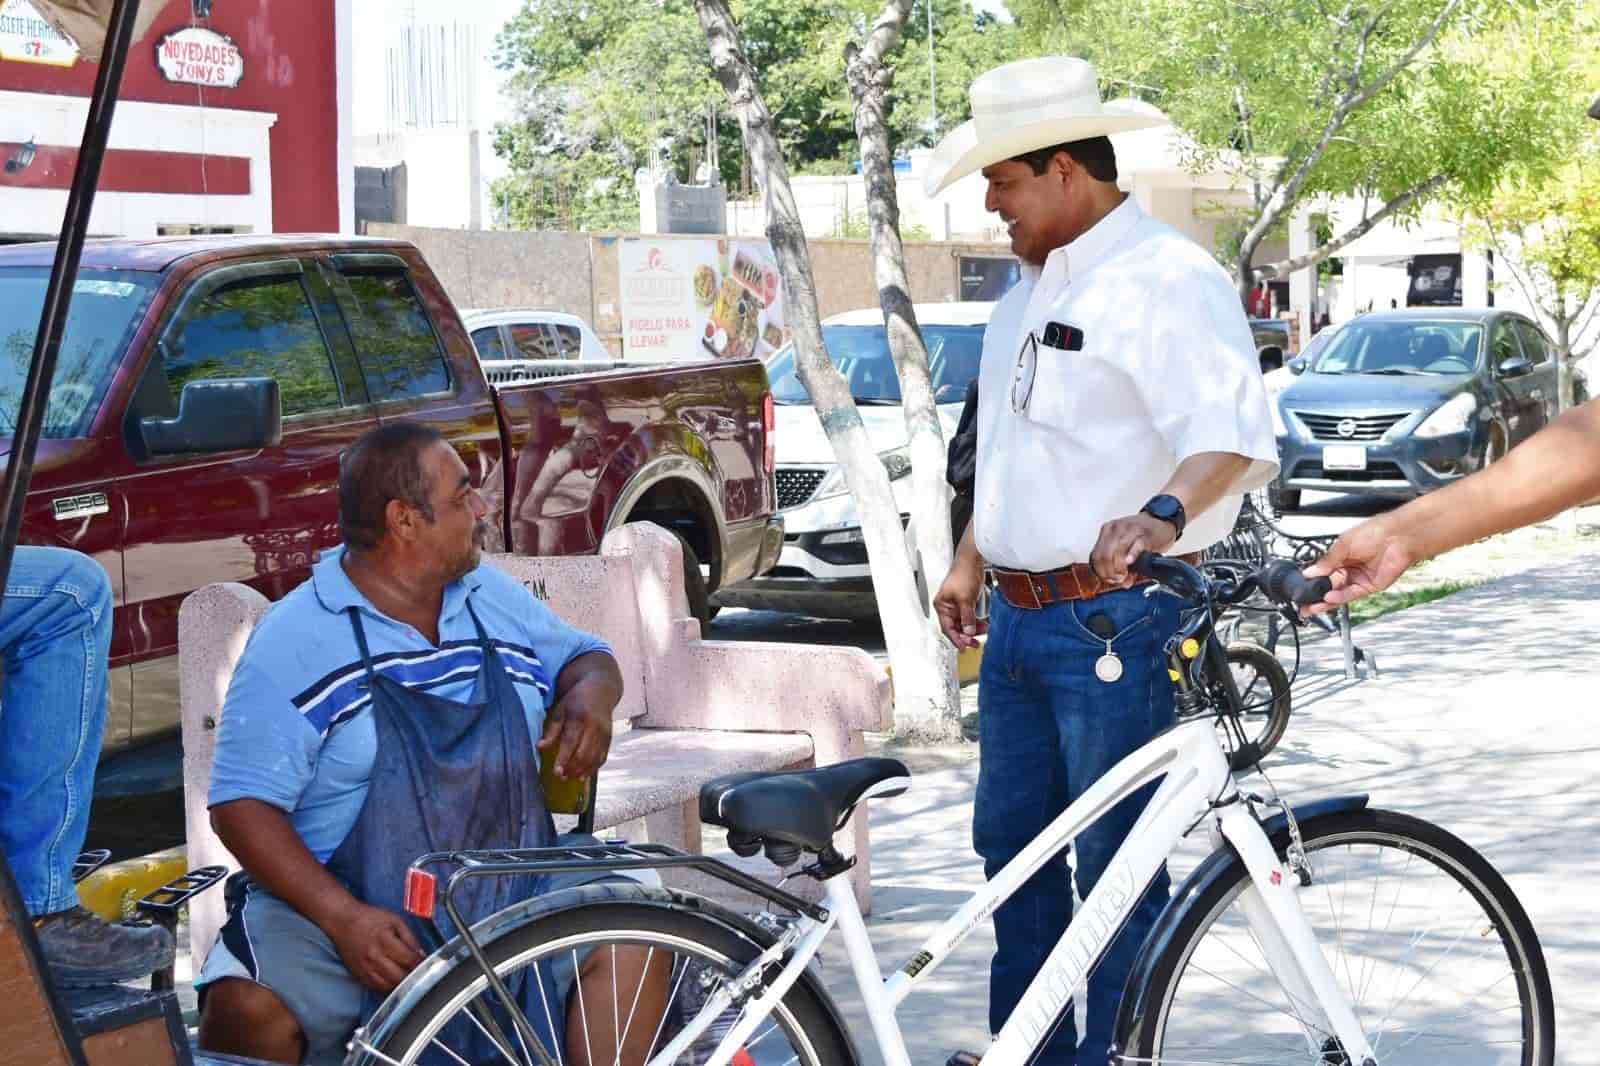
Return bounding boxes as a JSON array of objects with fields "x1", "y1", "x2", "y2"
[{"x1": 207, "y1": 547, "x2": 613, "y2": 862}]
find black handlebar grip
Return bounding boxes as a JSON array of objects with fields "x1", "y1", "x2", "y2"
[
  {"x1": 1260, "y1": 560, "x2": 1333, "y2": 607},
  {"x1": 1129, "y1": 551, "x2": 1159, "y2": 580}
]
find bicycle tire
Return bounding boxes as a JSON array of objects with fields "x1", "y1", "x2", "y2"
[
  {"x1": 1222, "y1": 641, "x2": 1291, "y2": 770},
  {"x1": 367, "y1": 897, "x2": 857, "y2": 1066},
  {"x1": 1120, "y1": 808, "x2": 1555, "y2": 1066}
]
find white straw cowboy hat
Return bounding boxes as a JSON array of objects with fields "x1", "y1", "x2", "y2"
[{"x1": 924, "y1": 56, "x2": 1168, "y2": 196}]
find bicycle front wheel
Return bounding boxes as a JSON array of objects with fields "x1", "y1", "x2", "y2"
[
  {"x1": 1124, "y1": 809, "x2": 1554, "y2": 1065},
  {"x1": 363, "y1": 896, "x2": 855, "y2": 1066},
  {"x1": 1222, "y1": 641, "x2": 1291, "y2": 770}
]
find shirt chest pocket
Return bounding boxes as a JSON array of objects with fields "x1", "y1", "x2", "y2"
[{"x1": 1020, "y1": 347, "x2": 1130, "y2": 435}]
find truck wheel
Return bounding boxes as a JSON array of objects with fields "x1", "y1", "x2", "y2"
[{"x1": 672, "y1": 532, "x2": 713, "y2": 629}]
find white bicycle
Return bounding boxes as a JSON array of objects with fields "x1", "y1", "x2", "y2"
[{"x1": 347, "y1": 554, "x2": 1554, "y2": 1066}]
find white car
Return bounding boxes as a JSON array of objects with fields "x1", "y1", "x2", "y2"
[
  {"x1": 461, "y1": 307, "x2": 611, "y2": 362},
  {"x1": 714, "y1": 302, "x2": 993, "y2": 619}
]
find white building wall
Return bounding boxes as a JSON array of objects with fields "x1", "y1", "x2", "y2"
[{"x1": 0, "y1": 90, "x2": 276, "y2": 238}]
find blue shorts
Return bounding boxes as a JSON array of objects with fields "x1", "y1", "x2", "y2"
[{"x1": 196, "y1": 834, "x2": 659, "y2": 1065}]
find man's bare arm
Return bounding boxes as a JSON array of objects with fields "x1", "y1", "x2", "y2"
[
  {"x1": 1307, "y1": 400, "x2": 1600, "y2": 607},
  {"x1": 1092, "y1": 452, "x2": 1254, "y2": 584},
  {"x1": 211, "y1": 800, "x2": 423, "y2": 990},
  {"x1": 538, "y1": 650, "x2": 622, "y2": 780},
  {"x1": 935, "y1": 520, "x2": 986, "y2": 649}
]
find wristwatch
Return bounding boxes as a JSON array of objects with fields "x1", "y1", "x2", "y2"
[{"x1": 1140, "y1": 494, "x2": 1187, "y2": 540}]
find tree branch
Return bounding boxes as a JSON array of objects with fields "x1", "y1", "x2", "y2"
[
  {"x1": 1345, "y1": 0, "x2": 1463, "y2": 114},
  {"x1": 1253, "y1": 174, "x2": 1449, "y2": 280},
  {"x1": 1237, "y1": 0, "x2": 1464, "y2": 273},
  {"x1": 1572, "y1": 291, "x2": 1600, "y2": 352}
]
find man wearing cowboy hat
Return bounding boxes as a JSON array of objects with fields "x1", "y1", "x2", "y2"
[{"x1": 930, "y1": 56, "x2": 1278, "y2": 1065}]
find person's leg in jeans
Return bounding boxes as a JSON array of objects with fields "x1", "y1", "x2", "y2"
[
  {"x1": 0, "y1": 545, "x2": 172, "y2": 985},
  {"x1": 1043, "y1": 588, "x2": 1180, "y2": 1065},
  {"x1": 973, "y1": 594, "x2": 1080, "y2": 1066}
]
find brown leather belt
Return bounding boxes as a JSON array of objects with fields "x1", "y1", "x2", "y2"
[{"x1": 991, "y1": 554, "x2": 1201, "y2": 610}]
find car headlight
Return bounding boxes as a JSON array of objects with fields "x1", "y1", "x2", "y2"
[
  {"x1": 1270, "y1": 399, "x2": 1287, "y2": 437},
  {"x1": 812, "y1": 465, "x2": 848, "y2": 500},
  {"x1": 812, "y1": 447, "x2": 913, "y2": 499},
  {"x1": 1414, "y1": 393, "x2": 1478, "y2": 438}
]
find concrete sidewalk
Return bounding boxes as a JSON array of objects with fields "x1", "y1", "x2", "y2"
[{"x1": 817, "y1": 545, "x2": 1600, "y2": 1065}]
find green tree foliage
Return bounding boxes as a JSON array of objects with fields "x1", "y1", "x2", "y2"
[
  {"x1": 491, "y1": 0, "x2": 1016, "y2": 231},
  {"x1": 1011, "y1": 0, "x2": 1582, "y2": 292},
  {"x1": 1464, "y1": 146, "x2": 1600, "y2": 405}
]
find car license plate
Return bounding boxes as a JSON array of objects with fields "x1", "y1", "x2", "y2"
[{"x1": 1323, "y1": 445, "x2": 1367, "y2": 471}]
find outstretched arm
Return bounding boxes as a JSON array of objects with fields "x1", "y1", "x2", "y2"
[{"x1": 1306, "y1": 399, "x2": 1600, "y2": 609}]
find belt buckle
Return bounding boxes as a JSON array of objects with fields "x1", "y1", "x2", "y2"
[{"x1": 1028, "y1": 574, "x2": 1050, "y2": 608}]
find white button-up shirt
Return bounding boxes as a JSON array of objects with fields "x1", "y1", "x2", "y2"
[{"x1": 973, "y1": 196, "x2": 1279, "y2": 572}]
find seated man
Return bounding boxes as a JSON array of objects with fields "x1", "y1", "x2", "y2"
[
  {"x1": 2, "y1": 545, "x2": 173, "y2": 986},
  {"x1": 197, "y1": 421, "x2": 667, "y2": 1065}
]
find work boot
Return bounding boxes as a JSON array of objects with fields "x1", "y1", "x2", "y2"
[{"x1": 33, "y1": 905, "x2": 175, "y2": 987}]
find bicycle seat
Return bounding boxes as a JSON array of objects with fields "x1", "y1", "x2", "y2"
[{"x1": 699, "y1": 758, "x2": 911, "y2": 854}]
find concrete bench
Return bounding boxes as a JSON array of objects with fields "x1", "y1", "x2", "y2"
[{"x1": 178, "y1": 522, "x2": 893, "y2": 966}]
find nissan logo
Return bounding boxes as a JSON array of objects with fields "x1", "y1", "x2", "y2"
[{"x1": 1336, "y1": 419, "x2": 1358, "y2": 439}]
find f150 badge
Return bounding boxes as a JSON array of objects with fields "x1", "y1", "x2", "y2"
[{"x1": 53, "y1": 492, "x2": 109, "y2": 521}]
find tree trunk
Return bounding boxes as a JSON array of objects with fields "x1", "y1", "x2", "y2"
[
  {"x1": 694, "y1": 0, "x2": 958, "y2": 738},
  {"x1": 1555, "y1": 311, "x2": 1575, "y2": 413},
  {"x1": 844, "y1": 0, "x2": 959, "y2": 735}
]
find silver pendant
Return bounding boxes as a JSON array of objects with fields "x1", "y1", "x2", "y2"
[{"x1": 1095, "y1": 650, "x2": 1124, "y2": 684}]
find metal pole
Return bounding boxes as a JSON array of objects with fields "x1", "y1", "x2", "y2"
[{"x1": 0, "y1": 0, "x2": 142, "y2": 600}]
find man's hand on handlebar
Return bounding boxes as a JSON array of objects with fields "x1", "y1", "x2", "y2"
[{"x1": 1131, "y1": 553, "x2": 1331, "y2": 611}]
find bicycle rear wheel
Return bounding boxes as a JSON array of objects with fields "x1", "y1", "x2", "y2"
[
  {"x1": 362, "y1": 897, "x2": 854, "y2": 1066},
  {"x1": 1122, "y1": 809, "x2": 1554, "y2": 1065}
]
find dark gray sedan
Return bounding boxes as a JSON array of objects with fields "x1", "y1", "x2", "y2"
[{"x1": 1269, "y1": 309, "x2": 1559, "y2": 509}]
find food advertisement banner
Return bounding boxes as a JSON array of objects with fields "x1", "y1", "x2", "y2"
[{"x1": 619, "y1": 238, "x2": 790, "y2": 361}]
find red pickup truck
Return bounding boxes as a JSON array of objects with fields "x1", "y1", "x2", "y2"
[{"x1": 0, "y1": 234, "x2": 780, "y2": 788}]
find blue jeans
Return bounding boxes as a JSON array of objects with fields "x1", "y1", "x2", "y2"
[
  {"x1": 975, "y1": 585, "x2": 1179, "y2": 1066},
  {"x1": 0, "y1": 547, "x2": 112, "y2": 915}
]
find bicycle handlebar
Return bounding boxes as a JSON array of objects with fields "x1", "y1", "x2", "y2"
[
  {"x1": 1131, "y1": 552, "x2": 1331, "y2": 610},
  {"x1": 1258, "y1": 559, "x2": 1334, "y2": 608}
]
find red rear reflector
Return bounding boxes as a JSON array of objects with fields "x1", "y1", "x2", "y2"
[
  {"x1": 732, "y1": 1049, "x2": 755, "y2": 1066},
  {"x1": 762, "y1": 392, "x2": 775, "y2": 476},
  {"x1": 403, "y1": 869, "x2": 436, "y2": 918}
]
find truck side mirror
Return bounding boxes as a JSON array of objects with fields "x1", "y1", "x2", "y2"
[
  {"x1": 139, "y1": 378, "x2": 282, "y2": 455},
  {"x1": 1497, "y1": 356, "x2": 1533, "y2": 379}
]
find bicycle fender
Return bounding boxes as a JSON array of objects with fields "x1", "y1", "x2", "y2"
[
  {"x1": 348, "y1": 880, "x2": 864, "y2": 1066},
  {"x1": 1109, "y1": 793, "x2": 1370, "y2": 1054}
]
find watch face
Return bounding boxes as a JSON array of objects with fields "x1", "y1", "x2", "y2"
[{"x1": 1147, "y1": 497, "x2": 1179, "y2": 520}]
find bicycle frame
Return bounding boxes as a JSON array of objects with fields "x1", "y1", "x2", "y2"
[{"x1": 669, "y1": 717, "x2": 1378, "y2": 1066}]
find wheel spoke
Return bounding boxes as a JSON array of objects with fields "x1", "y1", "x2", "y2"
[{"x1": 575, "y1": 948, "x2": 595, "y2": 1066}]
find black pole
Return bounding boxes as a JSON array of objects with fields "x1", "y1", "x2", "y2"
[
  {"x1": 0, "y1": 2, "x2": 142, "y2": 1060},
  {"x1": 0, "y1": 0, "x2": 143, "y2": 597}
]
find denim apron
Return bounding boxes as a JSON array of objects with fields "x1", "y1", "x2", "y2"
[{"x1": 326, "y1": 600, "x2": 561, "y2": 1064}]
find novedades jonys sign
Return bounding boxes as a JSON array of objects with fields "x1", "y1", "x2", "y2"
[{"x1": 156, "y1": 25, "x2": 242, "y2": 88}]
